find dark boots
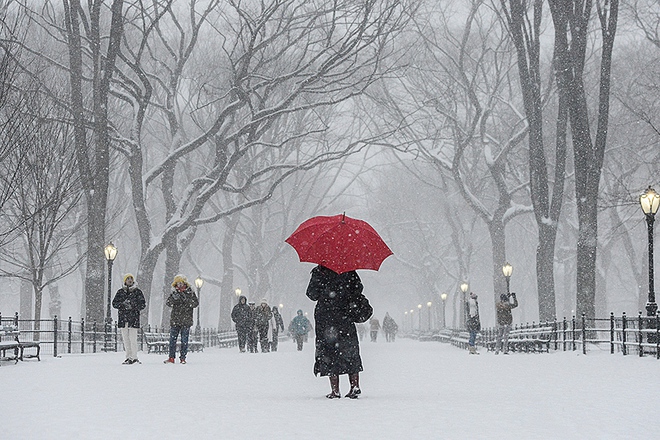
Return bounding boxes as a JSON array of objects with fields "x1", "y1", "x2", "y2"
[
  {"x1": 346, "y1": 373, "x2": 361, "y2": 399},
  {"x1": 326, "y1": 375, "x2": 341, "y2": 399}
]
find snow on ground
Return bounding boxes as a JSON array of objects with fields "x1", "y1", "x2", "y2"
[{"x1": 3, "y1": 337, "x2": 659, "y2": 439}]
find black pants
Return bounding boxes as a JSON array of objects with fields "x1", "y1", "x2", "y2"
[
  {"x1": 247, "y1": 328, "x2": 258, "y2": 353},
  {"x1": 237, "y1": 328, "x2": 249, "y2": 351},
  {"x1": 271, "y1": 330, "x2": 279, "y2": 351},
  {"x1": 294, "y1": 334, "x2": 304, "y2": 351},
  {"x1": 257, "y1": 325, "x2": 269, "y2": 352}
]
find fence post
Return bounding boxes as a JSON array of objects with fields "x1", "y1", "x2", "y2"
[
  {"x1": 93, "y1": 321, "x2": 97, "y2": 354},
  {"x1": 562, "y1": 317, "x2": 567, "y2": 351},
  {"x1": 553, "y1": 318, "x2": 558, "y2": 351},
  {"x1": 581, "y1": 313, "x2": 587, "y2": 355},
  {"x1": 68, "y1": 317, "x2": 72, "y2": 354},
  {"x1": 571, "y1": 315, "x2": 576, "y2": 351},
  {"x1": 610, "y1": 312, "x2": 615, "y2": 354},
  {"x1": 638, "y1": 311, "x2": 644, "y2": 358},
  {"x1": 81, "y1": 318, "x2": 85, "y2": 354},
  {"x1": 53, "y1": 316, "x2": 58, "y2": 357},
  {"x1": 656, "y1": 314, "x2": 660, "y2": 360},
  {"x1": 622, "y1": 312, "x2": 627, "y2": 356}
]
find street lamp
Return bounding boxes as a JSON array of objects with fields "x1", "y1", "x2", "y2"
[
  {"x1": 104, "y1": 243, "x2": 117, "y2": 351},
  {"x1": 502, "y1": 262, "x2": 513, "y2": 295},
  {"x1": 427, "y1": 302, "x2": 432, "y2": 331},
  {"x1": 235, "y1": 288, "x2": 242, "y2": 303},
  {"x1": 194, "y1": 276, "x2": 204, "y2": 336},
  {"x1": 640, "y1": 186, "x2": 660, "y2": 316},
  {"x1": 417, "y1": 304, "x2": 422, "y2": 331},
  {"x1": 460, "y1": 282, "x2": 469, "y2": 328},
  {"x1": 410, "y1": 309, "x2": 414, "y2": 331},
  {"x1": 440, "y1": 293, "x2": 448, "y2": 328},
  {"x1": 404, "y1": 311, "x2": 408, "y2": 332}
]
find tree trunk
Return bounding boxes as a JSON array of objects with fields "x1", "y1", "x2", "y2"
[{"x1": 219, "y1": 215, "x2": 240, "y2": 330}]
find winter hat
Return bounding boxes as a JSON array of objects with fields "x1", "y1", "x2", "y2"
[
  {"x1": 171, "y1": 274, "x2": 188, "y2": 287},
  {"x1": 261, "y1": 298, "x2": 268, "y2": 305},
  {"x1": 123, "y1": 273, "x2": 135, "y2": 285},
  {"x1": 469, "y1": 292, "x2": 478, "y2": 299},
  {"x1": 500, "y1": 294, "x2": 509, "y2": 301}
]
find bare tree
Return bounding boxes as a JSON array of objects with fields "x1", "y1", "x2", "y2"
[{"x1": 548, "y1": 0, "x2": 619, "y2": 319}]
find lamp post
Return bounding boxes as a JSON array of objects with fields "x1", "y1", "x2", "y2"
[
  {"x1": 640, "y1": 186, "x2": 660, "y2": 317},
  {"x1": 104, "y1": 243, "x2": 117, "y2": 351},
  {"x1": 194, "y1": 276, "x2": 204, "y2": 336},
  {"x1": 440, "y1": 293, "x2": 448, "y2": 328},
  {"x1": 502, "y1": 262, "x2": 513, "y2": 295},
  {"x1": 235, "y1": 288, "x2": 242, "y2": 303},
  {"x1": 410, "y1": 309, "x2": 414, "y2": 332},
  {"x1": 460, "y1": 282, "x2": 469, "y2": 329},
  {"x1": 427, "y1": 302, "x2": 432, "y2": 331},
  {"x1": 417, "y1": 304, "x2": 422, "y2": 331},
  {"x1": 404, "y1": 311, "x2": 408, "y2": 332}
]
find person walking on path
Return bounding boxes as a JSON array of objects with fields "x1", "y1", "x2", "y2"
[
  {"x1": 270, "y1": 306, "x2": 285, "y2": 352},
  {"x1": 247, "y1": 302, "x2": 258, "y2": 353},
  {"x1": 495, "y1": 292, "x2": 519, "y2": 354},
  {"x1": 465, "y1": 292, "x2": 481, "y2": 355},
  {"x1": 255, "y1": 299, "x2": 273, "y2": 353},
  {"x1": 369, "y1": 317, "x2": 381, "y2": 342},
  {"x1": 164, "y1": 275, "x2": 199, "y2": 364},
  {"x1": 231, "y1": 295, "x2": 252, "y2": 352},
  {"x1": 306, "y1": 265, "x2": 373, "y2": 399},
  {"x1": 289, "y1": 309, "x2": 312, "y2": 351},
  {"x1": 112, "y1": 274, "x2": 146, "y2": 365},
  {"x1": 382, "y1": 313, "x2": 398, "y2": 342}
]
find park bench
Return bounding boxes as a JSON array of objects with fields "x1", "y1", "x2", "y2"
[
  {"x1": 0, "y1": 324, "x2": 40, "y2": 364},
  {"x1": 142, "y1": 332, "x2": 203, "y2": 354},
  {"x1": 505, "y1": 326, "x2": 553, "y2": 353}
]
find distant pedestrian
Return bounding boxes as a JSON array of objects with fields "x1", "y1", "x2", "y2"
[
  {"x1": 231, "y1": 295, "x2": 251, "y2": 352},
  {"x1": 369, "y1": 317, "x2": 381, "y2": 342},
  {"x1": 270, "y1": 306, "x2": 285, "y2": 352},
  {"x1": 465, "y1": 292, "x2": 481, "y2": 355},
  {"x1": 255, "y1": 299, "x2": 273, "y2": 353},
  {"x1": 382, "y1": 313, "x2": 398, "y2": 342},
  {"x1": 306, "y1": 265, "x2": 373, "y2": 399},
  {"x1": 289, "y1": 309, "x2": 312, "y2": 351},
  {"x1": 495, "y1": 292, "x2": 518, "y2": 355},
  {"x1": 356, "y1": 323, "x2": 367, "y2": 341},
  {"x1": 247, "y1": 302, "x2": 258, "y2": 353},
  {"x1": 163, "y1": 275, "x2": 199, "y2": 364},
  {"x1": 112, "y1": 274, "x2": 146, "y2": 365}
]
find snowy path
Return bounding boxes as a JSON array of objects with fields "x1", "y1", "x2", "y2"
[{"x1": 3, "y1": 338, "x2": 659, "y2": 439}]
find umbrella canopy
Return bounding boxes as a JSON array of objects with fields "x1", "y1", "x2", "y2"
[{"x1": 285, "y1": 214, "x2": 393, "y2": 274}]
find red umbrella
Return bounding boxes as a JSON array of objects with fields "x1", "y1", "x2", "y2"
[{"x1": 285, "y1": 213, "x2": 393, "y2": 274}]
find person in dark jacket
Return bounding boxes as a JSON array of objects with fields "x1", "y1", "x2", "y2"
[
  {"x1": 270, "y1": 306, "x2": 285, "y2": 352},
  {"x1": 164, "y1": 274, "x2": 199, "y2": 364},
  {"x1": 369, "y1": 317, "x2": 381, "y2": 342},
  {"x1": 495, "y1": 292, "x2": 518, "y2": 354},
  {"x1": 289, "y1": 309, "x2": 312, "y2": 351},
  {"x1": 382, "y1": 313, "x2": 398, "y2": 342},
  {"x1": 306, "y1": 265, "x2": 373, "y2": 399},
  {"x1": 231, "y1": 295, "x2": 251, "y2": 352},
  {"x1": 112, "y1": 273, "x2": 146, "y2": 364},
  {"x1": 247, "y1": 302, "x2": 258, "y2": 353},
  {"x1": 254, "y1": 299, "x2": 273, "y2": 352},
  {"x1": 465, "y1": 292, "x2": 481, "y2": 355}
]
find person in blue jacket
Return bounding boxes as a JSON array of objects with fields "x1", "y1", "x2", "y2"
[{"x1": 289, "y1": 309, "x2": 311, "y2": 351}]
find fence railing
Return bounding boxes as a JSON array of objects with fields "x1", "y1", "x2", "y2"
[
  {"x1": 0, "y1": 312, "x2": 238, "y2": 358},
  {"x1": 414, "y1": 312, "x2": 660, "y2": 359}
]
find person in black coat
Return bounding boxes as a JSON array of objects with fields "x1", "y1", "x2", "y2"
[
  {"x1": 164, "y1": 274, "x2": 199, "y2": 364},
  {"x1": 231, "y1": 295, "x2": 252, "y2": 352},
  {"x1": 306, "y1": 265, "x2": 373, "y2": 399},
  {"x1": 270, "y1": 306, "x2": 285, "y2": 352},
  {"x1": 112, "y1": 273, "x2": 146, "y2": 364}
]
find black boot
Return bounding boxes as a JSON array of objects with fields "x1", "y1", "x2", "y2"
[
  {"x1": 346, "y1": 373, "x2": 361, "y2": 399},
  {"x1": 326, "y1": 375, "x2": 341, "y2": 399}
]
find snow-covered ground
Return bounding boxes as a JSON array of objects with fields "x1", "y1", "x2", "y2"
[{"x1": 3, "y1": 337, "x2": 659, "y2": 439}]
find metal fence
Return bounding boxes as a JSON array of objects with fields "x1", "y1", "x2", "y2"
[
  {"x1": 413, "y1": 312, "x2": 660, "y2": 359},
  {"x1": 0, "y1": 312, "x2": 238, "y2": 358}
]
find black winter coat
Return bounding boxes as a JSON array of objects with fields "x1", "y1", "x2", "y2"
[
  {"x1": 166, "y1": 286, "x2": 199, "y2": 328},
  {"x1": 112, "y1": 286, "x2": 146, "y2": 328},
  {"x1": 306, "y1": 265, "x2": 373, "y2": 377},
  {"x1": 231, "y1": 296, "x2": 253, "y2": 330}
]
